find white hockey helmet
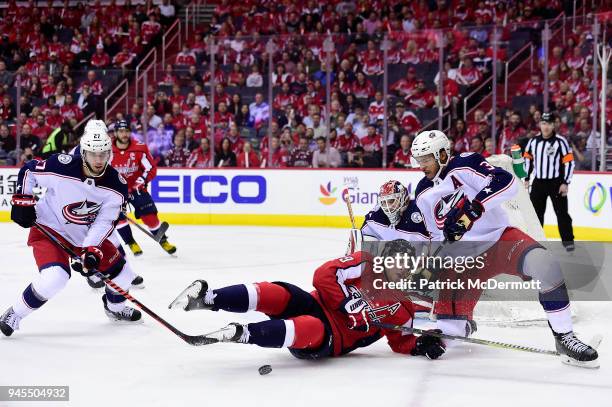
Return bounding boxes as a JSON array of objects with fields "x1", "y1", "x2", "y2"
[
  {"x1": 81, "y1": 119, "x2": 112, "y2": 176},
  {"x1": 80, "y1": 120, "x2": 111, "y2": 153},
  {"x1": 411, "y1": 130, "x2": 451, "y2": 162}
]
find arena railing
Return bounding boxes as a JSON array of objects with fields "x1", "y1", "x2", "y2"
[
  {"x1": 162, "y1": 19, "x2": 182, "y2": 69},
  {"x1": 104, "y1": 78, "x2": 129, "y2": 122},
  {"x1": 134, "y1": 48, "x2": 158, "y2": 103}
]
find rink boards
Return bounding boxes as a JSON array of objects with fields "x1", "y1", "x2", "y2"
[{"x1": 0, "y1": 167, "x2": 610, "y2": 241}]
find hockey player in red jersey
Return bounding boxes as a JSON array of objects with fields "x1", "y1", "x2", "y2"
[
  {"x1": 112, "y1": 120, "x2": 176, "y2": 256},
  {"x1": 169, "y1": 241, "x2": 446, "y2": 360},
  {"x1": 0, "y1": 125, "x2": 142, "y2": 337}
]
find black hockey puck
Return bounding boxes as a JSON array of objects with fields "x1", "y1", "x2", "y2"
[{"x1": 258, "y1": 365, "x2": 272, "y2": 375}]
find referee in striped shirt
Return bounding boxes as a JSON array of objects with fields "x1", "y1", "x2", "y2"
[{"x1": 523, "y1": 112, "x2": 575, "y2": 251}]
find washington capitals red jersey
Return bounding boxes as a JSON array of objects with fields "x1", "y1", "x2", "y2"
[
  {"x1": 111, "y1": 139, "x2": 157, "y2": 193},
  {"x1": 311, "y1": 252, "x2": 418, "y2": 356}
]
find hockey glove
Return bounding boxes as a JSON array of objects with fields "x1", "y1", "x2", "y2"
[
  {"x1": 133, "y1": 177, "x2": 146, "y2": 192},
  {"x1": 443, "y1": 199, "x2": 484, "y2": 242},
  {"x1": 10, "y1": 194, "x2": 37, "y2": 228},
  {"x1": 342, "y1": 294, "x2": 370, "y2": 332},
  {"x1": 411, "y1": 329, "x2": 446, "y2": 360},
  {"x1": 80, "y1": 246, "x2": 103, "y2": 277}
]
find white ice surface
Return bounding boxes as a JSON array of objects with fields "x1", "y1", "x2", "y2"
[{"x1": 1, "y1": 223, "x2": 611, "y2": 407}]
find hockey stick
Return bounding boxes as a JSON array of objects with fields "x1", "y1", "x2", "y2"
[
  {"x1": 32, "y1": 223, "x2": 215, "y2": 346},
  {"x1": 342, "y1": 187, "x2": 357, "y2": 228},
  {"x1": 371, "y1": 321, "x2": 559, "y2": 356},
  {"x1": 123, "y1": 214, "x2": 169, "y2": 243}
]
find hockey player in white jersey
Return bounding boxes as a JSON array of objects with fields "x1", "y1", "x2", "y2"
[
  {"x1": 0, "y1": 125, "x2": 142, "y2": 337},
  {"x1": 410, "y1": 130, "x2": 598, "y2": 367},
  {"x1": 70, "y1": 120, "x2": 144, "y2": 290}
]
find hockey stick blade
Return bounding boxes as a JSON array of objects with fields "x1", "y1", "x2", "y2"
[
  {"x1": 33, "y1": 223, "x2": 211, "y2": 347},
  {"x1": 152, "y1": 221, "x2": 169, "y2": 243}
]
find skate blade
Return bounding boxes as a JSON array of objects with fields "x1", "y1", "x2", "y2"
[
  {"x1": 168, "y1": 280, "x2": 203, "y2": 310},
  {"x1": 560, "y1": 355, "x2": 600, "y2": 369},
  {"x1": 131, "y1": 283, "x2": 146, "y2": 290}
]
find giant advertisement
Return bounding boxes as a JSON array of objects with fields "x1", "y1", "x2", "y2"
[{"x1": 0, "y1": 167, "x2": 610, "y2": 239}]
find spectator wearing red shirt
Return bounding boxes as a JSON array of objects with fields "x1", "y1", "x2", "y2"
[
  {"x1": 360, "y1": 125, "x2": 382, "y2": 154},
  {"x1": 226, "y1": 123, "x2": 244, "y2": 155},
  {"x1": 227, "y1": 63, "x2": 245, "y2": 87},
  {"x1": 567, "y1": 47, "x2": 585, "y2": 71},
  {"x1": 362, "y1": 49, "x2": 383, "y2": 76},
  {"x1": 60, "y1": 94, "x2": 82, "y2": 122},
  {"x1": 261, "y1": 135, "x2": 289, "y2": 168},
  {"x1": 390, "y1": 134, "x2": 413, "y2": 168},
  {"x1": 214, "y1": 102, "x2": 234, "y2": 129},
  {"x1": 113, "y1": 45, "x2": 136, "y2": 69},
  {"x1": 333, "y1": 122, "x2": 359, "y2": 153},
  {"x1": 236, "y1": 141, "x2": 261, "y2": 168},
  {"x1": 187, "y1": 137, "x2": 213, "y2": 168},
  {"x1": 175, "y1": 44, "x2": 197, "y2": 66},
  {"x1": 42, "y1": 77, "x2": 57, "y2": 99},
  {"x1": 498, "y1": 112, "x2": 527, "y2": 155},
  {"x1": 32, "y1": 114, "x2": 52, "y2": 139},
  {"x1": 395, "y1": 102, "x2": 421, "y2": 136},
  {"x1": 352, "y1": 72, "x2": 375, "y2": 99},
  {"x1": 516, "y1": 73, "x2": 543, "y2": 96},
  {"x1": 391, "y1": 67, "x2": 419, "y2": 98},
  {"x1": 188, "y1": 112, "x2": 208, "y2": 142},
  {"x1": 46, "y1": 106, "x2": 63, "y2": 129},
  {"x1": 406, "y1": 80, "x2": 435, "y2": 109},
  {"x1": 79, "y1": 70, "x2": 103, "y2": 96},
  {"x1": 273, "y1": 83, "x2": 297, "y2": 111},
  {"x1": 91, "y1": 43, "x2": 111, "y2": 68},
  {"x1": 141, "y1": 14, "x2": 161, "y2": 44},
  {"x1": 456, "y1": 57, "x2": 482, "y2": 87}
]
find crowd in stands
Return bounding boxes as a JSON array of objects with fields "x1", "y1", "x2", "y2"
[
  {"x1": 106, "y1": 0, "x2": 583, "y2": 169},
  {"x1": 451, "y1": 17, "x2": 612, "y2": 171},
  {"x1": 0, "y1": 0, "x2": 177, "y2": 165},
  {"x1": 0, "y1": 0, "x2": 609, "y2": 171}
]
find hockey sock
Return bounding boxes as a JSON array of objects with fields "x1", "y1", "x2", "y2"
[
  {"x1": 210, "y1": 284, "x2": 259, "y2": 313},
  {"x1": 13, "y1": 284, "x2": 47, "y2": 318},
  {"x1": 141, "y1": 214, "x2": 161, "y2": 232},
  {"x1": 246, "y1": 317, "x2": 325, "y2": 349},
  {"x1": 116, "y1": 221, "x2": 136, "y2": 245},
  {"x1": 522, "y1": 248, "x2": 573, "y2": 334},
  {"x1": 540, "y1": 282, "x2": 573, "y2": 334},
  {"x1": 254, "y1": 282, "x2": 291, "y2": 315},
  {"x1": 105, "y1": 288, "x2": 127, "y2": 313},
  {"x1": 13, "y1": 266, "x2": 70, "y2": 318}
]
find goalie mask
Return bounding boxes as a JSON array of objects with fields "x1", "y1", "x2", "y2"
[{"x1": 378, "y1": 180, "x2": 409, "y2": 225}]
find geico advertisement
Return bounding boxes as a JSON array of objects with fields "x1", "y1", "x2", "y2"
[
  {"x1": 149, "y1": 168, "x2": 418, "y2": 215},
  {"x1": 0, "y1": 167, "x2": 611, "y2": 232}
]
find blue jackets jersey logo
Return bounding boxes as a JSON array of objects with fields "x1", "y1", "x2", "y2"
[
  {"x1": 62, "y1": 201, "x2": 102, "y2": 225},
  {"x1": 433, "y1": 189, "x2": 465, "y2": 224}
]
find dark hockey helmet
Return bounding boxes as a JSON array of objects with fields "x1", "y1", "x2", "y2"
[
  {"x1": 379, "y1": 239, "x2": 417, "y2": 283},
  {"x1": 116, "y1": 120, "x2": 129, "y2": 131}
]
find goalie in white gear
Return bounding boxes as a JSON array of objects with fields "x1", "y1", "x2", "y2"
[
  {"x1": 411, "y1": 129, "x2": 598, "y2": 367},
  {"x1": 0, "y1": 124, "x2": 143, "y2": 337}
]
